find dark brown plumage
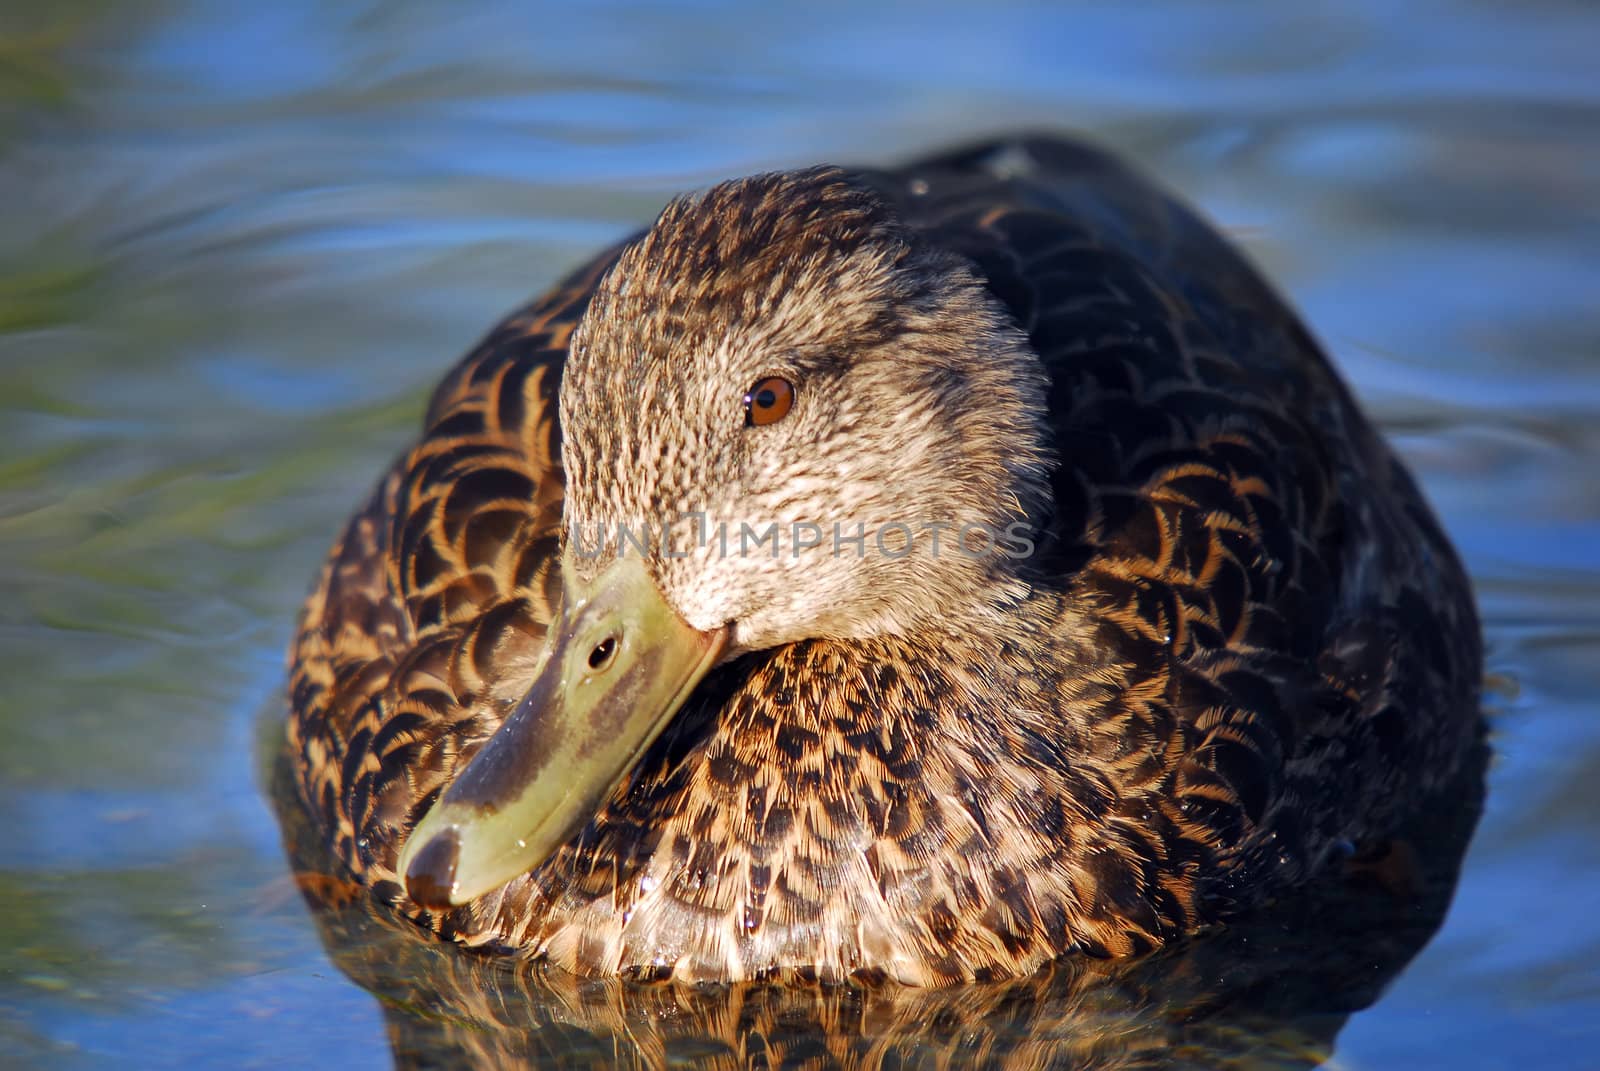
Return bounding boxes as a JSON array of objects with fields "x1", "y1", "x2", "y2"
[
  {"x1": 284, "y1": 135, "x2": 1482, "y2": 985},
  {"x1": 274, "y1": 730, "x2": 1484, "y2": 1070}
]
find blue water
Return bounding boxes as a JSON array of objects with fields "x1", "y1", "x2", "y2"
[{"x1": 2, "y1": 1, "x2": 1597, "y2": 1067}]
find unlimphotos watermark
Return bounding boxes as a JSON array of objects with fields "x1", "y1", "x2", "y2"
[{"x1": 571, "y1": 513, "x2": 1036, "y2": 561}]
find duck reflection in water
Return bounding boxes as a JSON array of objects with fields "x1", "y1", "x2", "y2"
[{"x1": 274, "y1": 741, "x2": 1482, "y2": 1070}]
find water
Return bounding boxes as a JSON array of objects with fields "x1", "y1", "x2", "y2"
[{"x1": 1, "y1": 1, "x2": 1596, "y2": 1067}]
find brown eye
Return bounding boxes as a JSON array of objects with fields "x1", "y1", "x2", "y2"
[{"x1": 743, "y1": 376, "x2": 795, "y2": 427}]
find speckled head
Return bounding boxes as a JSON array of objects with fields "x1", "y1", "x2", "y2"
[
  {"x1": 400, "y1": 166, "x2": 1056, "y2": 908},
  {"x1": 561, "y1": 166, "x2": 1054, "y2": 653}
]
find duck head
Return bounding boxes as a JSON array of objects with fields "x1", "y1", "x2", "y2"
[{"x1": 401, "y1": 167, "x2": 1052, "y2": 908}]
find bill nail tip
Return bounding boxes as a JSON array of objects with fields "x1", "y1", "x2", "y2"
[{"x1": 403, "y1": 827, "x2": 462, "y2": 909}]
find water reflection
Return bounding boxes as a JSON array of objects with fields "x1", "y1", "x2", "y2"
[{"x1": 273, "y1": 739, "x2": 1485, "y2": 1069}]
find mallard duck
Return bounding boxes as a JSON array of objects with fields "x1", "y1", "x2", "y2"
[{"x1": 286, "y1": 135, "x2": 1481, "y2": 986}]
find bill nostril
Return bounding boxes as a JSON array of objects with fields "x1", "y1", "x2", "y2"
[{"x1": 587, "y1": 635, "x2": 618, "y2": 670}]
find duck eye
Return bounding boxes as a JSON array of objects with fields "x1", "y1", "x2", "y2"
[{"x1": 743, "y1": 376, "x2": 795, "y2": 427}]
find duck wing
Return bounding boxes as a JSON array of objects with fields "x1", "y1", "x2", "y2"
[
  {"x1": 287, "y1": 247, "x2": 622, "y2": 903},
  {"x1": 859, "y1": 136, "x2": 1481, "y2": 908}
]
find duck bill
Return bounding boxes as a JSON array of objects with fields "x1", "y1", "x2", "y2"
[{"x1": 398, "y1": 555, "x2": 727, "y2": 909}]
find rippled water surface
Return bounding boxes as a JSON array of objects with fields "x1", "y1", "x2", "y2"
[{"x1": 2, "y1": 2, "x2": 1597, "y2": 1068}]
